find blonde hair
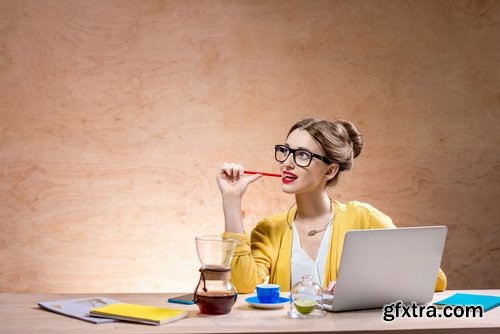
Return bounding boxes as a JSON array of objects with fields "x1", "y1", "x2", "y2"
[{"x1": 287, "y1": 118, "x2": 363, "y2": 186}]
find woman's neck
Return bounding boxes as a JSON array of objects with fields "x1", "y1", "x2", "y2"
[{"x1": 295, "y1": 191, "x2": 331, "y2": 219}]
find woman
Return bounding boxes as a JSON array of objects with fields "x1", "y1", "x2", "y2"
[{"x1": 217, "y1": 118, "x2": 447, "y2": 293}]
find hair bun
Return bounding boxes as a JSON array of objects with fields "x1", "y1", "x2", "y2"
[
  {"x1": 287, "y1": 118, "x2": 363, "y2": 186},
  {"x1": 337, "y1": 120, "x2": 363, "y2": 158}
]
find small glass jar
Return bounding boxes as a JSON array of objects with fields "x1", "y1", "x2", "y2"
[{"x1": 287, "y1": 274, "x2": 326, "y2": 319}]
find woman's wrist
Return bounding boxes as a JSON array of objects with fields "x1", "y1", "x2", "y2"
[
  {"x1": 222, "y1": 192, "x2": 243, "y2": 203},
  {"x1": 224, "y1": 216, "x2": 244, "y2": 234},
  {"x1": 222, "y1": 196, "x2": 244, "y2": 233}
]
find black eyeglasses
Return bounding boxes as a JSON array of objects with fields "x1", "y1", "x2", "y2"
[{"x1": 274, "y1": 145, "x2": 333, "y2": 167}]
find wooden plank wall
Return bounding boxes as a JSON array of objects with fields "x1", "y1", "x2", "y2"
[{"x1": 0, "y1": 0, "x2": 498, "y2": 293}]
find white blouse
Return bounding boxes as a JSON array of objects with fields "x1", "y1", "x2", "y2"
[{"x1": 291, "y1": 219, "x2": 333, "y2": 288}]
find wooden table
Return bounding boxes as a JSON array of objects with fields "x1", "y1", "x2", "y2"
[{"x1": 1, "y1": 290, "x2": 498, "y2": 333}]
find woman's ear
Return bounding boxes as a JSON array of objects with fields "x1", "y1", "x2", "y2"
[{"x1": 325, "y1": 164, "x2": 339, "y2": 181}]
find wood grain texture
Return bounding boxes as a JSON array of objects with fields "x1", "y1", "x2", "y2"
[
  {"x1": 0, "y1": 0, "x2": 499, "y2": 292},
  {"x1": 2, "y1": 291, "x2": 500, "y2": 333}
]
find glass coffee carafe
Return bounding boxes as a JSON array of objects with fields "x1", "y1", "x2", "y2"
[{"x1": 193, "y1": 235, "x2": 238, "y2": 315}]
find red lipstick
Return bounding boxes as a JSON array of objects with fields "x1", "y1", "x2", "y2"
[{"x1": 282, "y1": 171, "x2": 298, "y2": 184}]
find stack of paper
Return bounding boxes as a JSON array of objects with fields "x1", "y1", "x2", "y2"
[
  {"x1": 38, "y1": 297, "x2": 121, "y2": 324},
  {"x1": 38, "y1": 297, "x2": 189, "y2": 326}
]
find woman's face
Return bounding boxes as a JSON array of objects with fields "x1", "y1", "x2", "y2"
[{"x1": 279, "y1": 129, "x2": 332, "y2": 194}]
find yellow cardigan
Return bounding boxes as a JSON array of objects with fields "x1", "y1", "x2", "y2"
[{"x1": 223, "y1": 200, "x2": 447, "y2": 294}]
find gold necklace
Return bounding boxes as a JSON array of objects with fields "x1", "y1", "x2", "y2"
[
  {"x1": 307, "y1": 210, "x2": 335, "y2": 236},
  {"x1": 286, "y1": 199, "x2": 335, "y2": 236}
]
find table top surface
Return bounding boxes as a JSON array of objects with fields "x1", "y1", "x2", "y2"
[{"x1": 1, "y1": 290, "x2": 499, "y2": 334}]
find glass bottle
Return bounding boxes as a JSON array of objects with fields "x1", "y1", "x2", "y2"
[{"x1": 287, "y1": 274, "x2": 326, "y2": 319}]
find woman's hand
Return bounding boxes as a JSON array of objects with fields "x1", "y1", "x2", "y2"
[
  {"x1": 324, "y1": 281, "x2": 336, "y2": 295},
  {"x1": 217, "y1": 162, "x2": 262, "y2": 199},
  {"x1": 217, "y1": 163, "x2": 262, "y2": 234}
]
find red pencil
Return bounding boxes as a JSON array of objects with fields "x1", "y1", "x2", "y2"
[{"x1": 244, "y1": 170, "x2": 282, "y2": 178}]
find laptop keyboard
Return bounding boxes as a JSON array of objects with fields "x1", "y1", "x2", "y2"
[{"x1": 320, "y1": 295, "x2": 335, "y2": 310}]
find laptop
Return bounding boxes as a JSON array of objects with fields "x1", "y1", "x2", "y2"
[{"x1": 322, "y1": 226, "x2": 447, "y2": 312}]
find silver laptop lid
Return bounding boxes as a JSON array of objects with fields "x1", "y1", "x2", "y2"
[{"x1": 329, "y1": 226, "x2": 447, "y2": 312}]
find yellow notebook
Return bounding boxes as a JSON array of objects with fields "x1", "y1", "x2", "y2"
[{"x1": 90, "y1": 303, "x2": 188, "y2": 326}]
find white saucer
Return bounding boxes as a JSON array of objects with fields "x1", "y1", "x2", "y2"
[{"x1": 245, "y1": 296, "x2": 291, "y2": 309}]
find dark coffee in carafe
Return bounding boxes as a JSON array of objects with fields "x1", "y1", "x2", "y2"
[{"x1": 194, "y1": 291, "x2": 237, "y2": 315}]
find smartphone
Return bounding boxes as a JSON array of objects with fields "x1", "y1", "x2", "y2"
[{"x1": 167, "y1": 293, "x2": 195, "y2": 305}]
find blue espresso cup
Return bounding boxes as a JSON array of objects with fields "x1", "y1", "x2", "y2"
[{"x1": 256, "y1": 283, "x2": 280, "y2": 303}]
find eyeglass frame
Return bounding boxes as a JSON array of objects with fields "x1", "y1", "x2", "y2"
[{"x1": 274, "y1": 144, "x2": 333, "y2": 167}]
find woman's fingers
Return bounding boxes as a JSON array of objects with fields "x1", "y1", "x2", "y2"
[
  {"x1": 219, "y1": 162, "x2": 245, "y2": 181},
  {"x1": 218, "y1": 163, "x2": 262, "y2": 190},
  {"x1": 324, "y1": 281, "x2": 336, "y2": 294},
  {"x1": 246, "y1": 173, "x2": 262, "y2": 184},
  {"x1": 219, "y1": 162, "x2": 235, "y2": 180},
  {"x1": 229, "y1": 162, "x2": 243, "y2": 180}
]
